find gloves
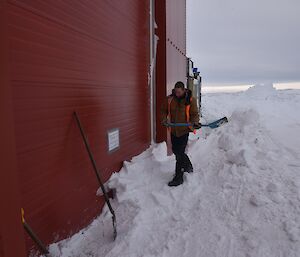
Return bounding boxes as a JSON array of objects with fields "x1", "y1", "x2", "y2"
[
  {"x1": 193, "y1": 123, "x2": 201, "y2": 129},
  {"x1": 161, "y1": 119, "x2": 169, "y2": 127}
]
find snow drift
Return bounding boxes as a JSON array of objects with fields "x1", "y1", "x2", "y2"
[{"x1": 46, "y1": 84, "x2": 300, "y2": 257}]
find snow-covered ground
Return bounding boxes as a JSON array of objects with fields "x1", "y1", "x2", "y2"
[{"x1": 47, "y1": 84, "x2": 300, "y2": 257}]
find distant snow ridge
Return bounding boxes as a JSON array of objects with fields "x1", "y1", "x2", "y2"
[
  {"x1": 245, "y1": 82, "x2": 277, "y2": 100},
  {"x1": 46, "y1": 89, "x2": 300, "y2": 257}
]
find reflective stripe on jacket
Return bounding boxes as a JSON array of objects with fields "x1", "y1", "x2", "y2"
[{"x1": 161, "y1": 92, "x2": 200, "y2": 137}]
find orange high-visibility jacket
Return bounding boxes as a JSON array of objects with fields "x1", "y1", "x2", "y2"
[{"x1": 161, "y1": 90, "x2": 200, "y2": 137}]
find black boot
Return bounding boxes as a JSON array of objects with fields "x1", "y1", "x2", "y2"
[
  {"x1": 184, "y1": 162, "x2": 193, "y2": 173},
  {"x1": 168, "y1": 168, "x2": 184, "y2": 187},
  {"x1": 183, "y1": 154, "x2": 193, "y2": 173},
  {"x1": 185, "y1": 165, "x2": 193, "y2": 173}
]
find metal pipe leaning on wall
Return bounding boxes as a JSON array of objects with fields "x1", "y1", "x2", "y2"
[
  {"x1": 21, "y1": 208, "x2": 50, "y2": 256},
  {"x1": 73, "y1": 112, "x2": 117, "y2": 240}
]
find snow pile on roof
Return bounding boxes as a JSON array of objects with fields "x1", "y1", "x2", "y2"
[{"x1": 46, "y1": 85, "x2": 300, "y2": 257}]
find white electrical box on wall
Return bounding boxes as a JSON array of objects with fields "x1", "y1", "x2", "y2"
[{"x1": 107, "y1": 128, "x2": 120, "y2": 153}]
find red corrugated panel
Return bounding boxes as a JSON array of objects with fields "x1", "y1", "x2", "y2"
[
  {"x1": 7, "y1": 0, "x2": 150, "y2": 254},
  {"x1": 166, "y1": 0, "x2": 187, "y2": 92},
  {"x1": 155, "y1": 0, "x2": 167, "y2": 143},
  {"x1": 0, "y1": 1, "x2": 27, "y2": 256},
  {"x1": 155, "y1": 0, "x2": 186, "y2": 142}
]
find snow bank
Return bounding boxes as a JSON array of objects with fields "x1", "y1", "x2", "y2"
[
  {"x1": 245, "y1": 83, "x2": 277, "y2": 100},
  {"x1": 46, "y1": 86, "x2": 300, "y2": 257}
]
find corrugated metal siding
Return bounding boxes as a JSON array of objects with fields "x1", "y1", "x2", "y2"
[
  {"x1": 155, "y1": 0, "x2": 186, "y2": 142},
  {"x1": 0, "y1": 1, "x2": 27, "y2": 256},
  {"x1": 7, "y1": 0, "x2": 150, "y2": 253},
  {"x1": 155, "y1": 0, "x2": 167, "y2": 143},
  {"x1": 166, "y1": 0, "x2": 187, "y2": 92}
]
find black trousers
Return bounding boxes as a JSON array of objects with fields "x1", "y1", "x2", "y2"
[{"x1": 171, "y1": 133, "x2": 193, "y2": 172}]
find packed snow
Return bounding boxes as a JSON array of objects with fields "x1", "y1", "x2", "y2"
[{"x1": 46, "y1": 84, "x2": 300, "y2": 257}]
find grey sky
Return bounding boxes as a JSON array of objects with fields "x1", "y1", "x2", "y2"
[{"x1": 187, "y1": 0, "x2": 300, "y2": 85}]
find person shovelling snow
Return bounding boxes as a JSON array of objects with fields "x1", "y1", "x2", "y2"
[{"x1": 161, "y1": 81, "x2": 200, "y2": 187}]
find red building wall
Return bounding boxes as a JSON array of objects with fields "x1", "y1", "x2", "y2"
[
  {"x1": 155, "y1": 0, "x2": 167, "y2": 143},
  {"x1": 0, "y1": 2, "x2": 27, "y2": 257},
  {"x1": 6, "y1": 0, "x2": 150, "y2": 254},
  {"x1": 155, "y1": 0, "x2": 187, "y2": 142},
  {"x1": 166, "y1": 0, "x2": 187, "y2": 92}
]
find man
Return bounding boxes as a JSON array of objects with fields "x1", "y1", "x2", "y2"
[{"x1": 161, "y1": 81, "x2": 200, "y2": 187}]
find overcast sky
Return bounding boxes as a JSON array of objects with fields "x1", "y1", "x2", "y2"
[{"x1": 187, "y1": 0, "x2": 300, "y2": 85}]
